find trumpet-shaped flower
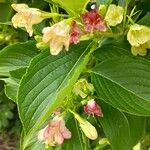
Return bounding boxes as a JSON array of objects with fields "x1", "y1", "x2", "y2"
[
  {"x1": 42, "y1": 21, "x2": 70, "y2": 55},
  {"x1": 11, "y1": 4, "x2": 44, "y2": 36},
  {"x1": 73, "y1": 113, "x2": 98, "y2": 140},
  {"x1": 81, "y1": 10, "x2": 107, "y2": 32},
  {"x1": 84, "y1": 99, "x2": 103, "y2": 117},
  {"x1": 127, "y1": 24, "x2": 150, "y2": 56},
  {"x1": 38, "y1": 116, "x2": 71, "y2": 146},
  {"x1": 105, "y1": 4, "x2": 124, "y2": 26},
  {"x1": 70, "y1": 21, "x2": 81, "y2": 44},
  {"x1": 127, "y1": 24, "x2": 150, "y2": 47}
]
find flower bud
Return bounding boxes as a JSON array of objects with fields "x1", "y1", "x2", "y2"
[
  {"x1": 70, "y1": 21, "x2": 81, "y2": 44},
  {"x1": 84, "y1": 99, "x2": 103, "y2": 117},
  {"x1": 73, "y1": 113, "x2": 98, "y2": 140}
]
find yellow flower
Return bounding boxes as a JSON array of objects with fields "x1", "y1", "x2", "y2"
[
  {"x1": 131, "y1": 45, "x2": 147, "y2": 56},
  {"x1": 131, "y1": 41, "x2": 150, "y2": 56},
  {"x1": 127, "y1": 24, "x2": 150, "y2": 47},
  {"x1": 127, "y1": 24, "x2": 150, "y2": 56},
  {"x1": 11, "y1": 4, "x2": 44, "y2": 36},
  {"x1": 105, "y1": 4, "x2": 124, "y2": 26},
  {"x1": 42, "y1": 21, "x2": 70, "y2": 55},
  {"x1": 73, "y1": 113, "x2": 98, "y2": 140}
]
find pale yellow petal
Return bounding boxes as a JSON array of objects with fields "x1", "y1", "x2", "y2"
[{"x1": 49, "y1": 38, "x2": 63, "y2": 55}]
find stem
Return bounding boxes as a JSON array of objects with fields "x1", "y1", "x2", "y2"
[
  {"x1": 123, "y1": 3, "x2": 128, "y2": 30},
  {"x1": 41, "y1": 12, "x2": 68, "y2": 19}
]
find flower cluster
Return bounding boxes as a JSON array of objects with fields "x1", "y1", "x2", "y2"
[
  {"x1": 11, "y1": 3, "x2": 150, "y2": 57},
  {"x1": 11, "y1": 3, "x2": 111, "y2": 55}
]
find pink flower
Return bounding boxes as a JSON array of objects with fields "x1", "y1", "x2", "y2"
[
  {"x1": 84, "y1": 99, "x2": 103, "y2": 117},
  {"x1": 38, "y1": 116, "x2": 71, "y2": 146},
  {"x1": 70, "y1": 21, "x2": 81, "y2": 44},
  {"x1": 81, "y1": 10, "x2": 107, "y2": 32}
]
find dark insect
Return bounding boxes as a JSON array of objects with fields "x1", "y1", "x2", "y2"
[{"x1": 86, "y1": 1, "x2": 97, "y2": 11}]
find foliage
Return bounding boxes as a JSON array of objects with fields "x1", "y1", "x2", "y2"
[{"x1": 0, "y1": 0, "x2": 150, "y2": 150}]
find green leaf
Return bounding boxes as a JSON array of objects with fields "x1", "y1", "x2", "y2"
[
  {"x1": 125, "y1": 114, "x2": 145, "y2": 146},
  {"x1": 0, "y1": 41, "x2": 39, "y2": 76},
  {"x1": 138, "y1": 12, "x2": 150, "y2": 26},
  {"x1": 18, "y1": 41, "x2": 96, "y2": 149},
  {"x1": 20, "y1": 131, "x2": 45, "y2": 150},
  {"x1": 49, "y1": 0, "x2": 89, "y2": 15},
  {"x1": 0, "y1": 2, "x2": 12, "y2": 22},
  {"x1": 4, "y1": 68, "x2": 26, "y2": 102},
  {"x1": 91, "y1": 56, "x2": 150, "y2": 116},
  {"x1": 98, "y1": 101, "x2": 131, "y2": 150},
  {"x1": 96, "y1": 0, "x2": 112, "y2": 6},
  {"x1": 94, "y1": 38, "x2": 131, "y2": 61}
]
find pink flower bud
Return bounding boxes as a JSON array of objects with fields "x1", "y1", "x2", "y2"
[
  {"x1": 84, "y1": 99, "x2": 103, "y2": 117},
  {"x1": 70, "y1": 21, "x2": 81, "y2": 44},
  {"x1": 38, "y1": 116, "x2": 71, "y2": 146},
  {"x1": 81, "y1": 10, "x2": 107, "y2": 32}
]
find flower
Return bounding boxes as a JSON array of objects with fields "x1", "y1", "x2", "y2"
[
  {"x1": 73, "y1": 113, "x2": 98, "y2": 140},
  {"x1": 131, "y1": 45, "x2": 147, "y2": 56},
  {"x1": 11, "y1": 4, "x2": 44, "y2": 36},
  {"x1": 127, "y1": 24, "x2": 150, "y2": 47},
  {"x1": 81, "y1": 10, "x2": 107, "y2": 32},
  {"x1": 84, "y1": 99, "x2": 103, "y2": 117},
  {"x1": 73, "y1": 79, "x2": 94, "y2": 98},
  {"x1": 105, "y1": 4, "x2": 124, "y2": 26},
  {"x1": 42, "y1": 21, "x2": 70, "y2": 55},
  {"x1": 70, "y1": 21, "x2": 81, "y2": 44},
  {"x1": 38, "y1": 116, "x2": 71, "y2": 146},
  {"x1": 127, "y1": 24, "x2": 150, "y2": 56}
]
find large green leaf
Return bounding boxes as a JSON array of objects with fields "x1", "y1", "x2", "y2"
[
  {"x1": 98, "y1": 102, "x2": 145, "y2": 150},
  {"x1": 0, "y1": 2, "x2": 12, "y2": 22},
  {"x1": 18, "y1": 41, "x2": 96, "y2": 149},
  {"x1": 98, "y1": 102, "x2": 131, "y2": 150},
  {"x1": 91, "y1": 56, "x2": 150, "y2": 116},
  {"x1": 0, "y1": 41, "x2": 39, "y2": 76},
  {"x1": 20, "y1": 131, "x2": 45, "y2": 150},
  {"x1": 96, "y1": 0, "x2": 112, "y2": 7},
  {"x1": 125, "y1": 114, "x2": 145, "y2": 147},
  {"x1": 3, "y1": 68, "x2": 26, "y2": 102},
  {"x1": 93, "y1": 38, "x2": 132, "y2": 61},
  {"x1": 49, "y1": 0, "x2": 89, "y2": 15},
  {"x1": 138, "y1": 12, "x2": 150, "y2": 26}
]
